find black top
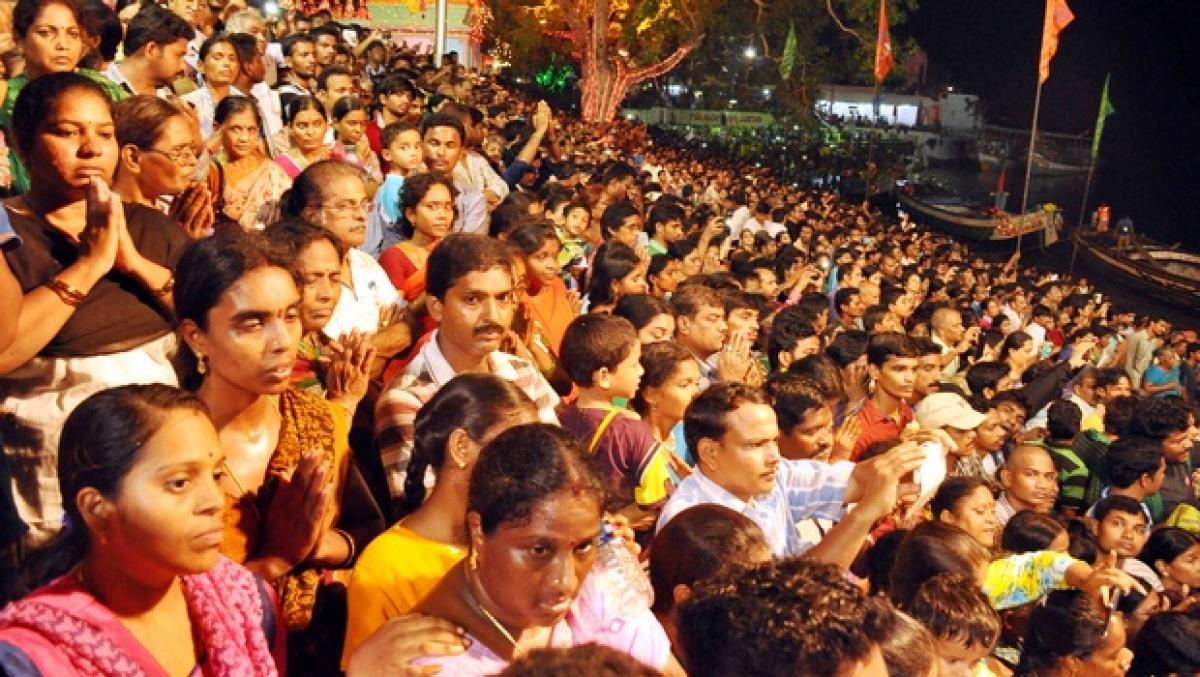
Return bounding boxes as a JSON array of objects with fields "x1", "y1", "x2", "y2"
[{"x1": 3, "y1": 203, "x2": 189, "y2": 358}]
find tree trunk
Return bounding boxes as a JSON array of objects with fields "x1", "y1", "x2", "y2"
[{"x1": 575, "y1": 0, "x2": 699, "y2": 123}]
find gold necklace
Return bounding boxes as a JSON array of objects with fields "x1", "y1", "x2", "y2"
[{"x1": 465, "y1": 571, "x2": 518, "y2": 647}]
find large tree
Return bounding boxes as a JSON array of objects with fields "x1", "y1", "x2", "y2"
[
  {"x1": 487, "y1": 0, "x2": 918, "y2": 123},
  {"x1": 489, "y1": 0, "x2": 724, "y2": 122}
]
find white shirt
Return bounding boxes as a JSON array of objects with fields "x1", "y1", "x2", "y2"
[
  {"x1": 454, "y1": 152, "x2": 509, "y2": 200},
  {"x1": 250, "y1": 82, "x2": 284, "y2": 138},
  {"x1": 323, "y1": 249, "x2": 402, "y2": 338},
  {"x1": 727, "y1": 205, "x2": 752, "y2": 237},
  {"x1": 181, "y1": 85, "x2": 245, "y2": 140},
  {"x1": 932, "y1": 333, "x2": 960, "y2": 380},
  {"x1": 1026, "y1": 321, "x2": 1048, "y2": 352},
  {"x1": 655, "y1": 460, "x2": 852, "y2": 558}
]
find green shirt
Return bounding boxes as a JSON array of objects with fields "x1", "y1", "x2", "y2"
[{"x1": 1, "y1": 69, "x2": 128, "y2": 195}]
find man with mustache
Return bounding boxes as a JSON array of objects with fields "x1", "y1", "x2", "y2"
[{"x1": 374, "y1": 234, "x2": 559, "y2": 509}]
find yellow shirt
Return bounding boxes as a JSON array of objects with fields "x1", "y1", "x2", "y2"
[{"x1": 342, "y1": 524, "x2": 466, "y2": 664}]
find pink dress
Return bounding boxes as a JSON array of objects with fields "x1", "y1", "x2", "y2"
[
  {"x1": 0, "y1": 556, "x2": 285, "y2": 676},
  {"x1": 412, "y1": 574, "x2": 671, "y2": 675}
]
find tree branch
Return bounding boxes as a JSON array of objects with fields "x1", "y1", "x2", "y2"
[
  {"x1": 626, "y1": 36, "x2": 702, "y2": 83},
  {"x1": 826, "y1": 0, "x2": 866, "y2": 44}
]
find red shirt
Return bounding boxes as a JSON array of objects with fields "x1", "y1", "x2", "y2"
[{"x1": 851, "y1": 397, "x2": 914, "y2": 460}]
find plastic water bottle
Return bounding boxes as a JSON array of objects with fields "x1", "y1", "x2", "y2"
[{"x1": 593, "y1": 525, "x2": 654, "y2": 617}]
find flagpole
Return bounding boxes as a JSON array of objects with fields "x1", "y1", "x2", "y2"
[
  {"x1": 1068, "y1": 155, "x2": 1094, "y2": 276},
  {"x1": 1016, "y1": 78, "x2": 1043, "y2": 252}
]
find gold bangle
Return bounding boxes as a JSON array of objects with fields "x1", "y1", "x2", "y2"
[
  {"x1": 43, "y1": 278, "x2": 87, "y2": 307},
  {"x1": 153, "y1": 273, "x2": 175, "y2": 298}
]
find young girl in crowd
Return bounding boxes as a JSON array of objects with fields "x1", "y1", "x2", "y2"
[
  {"x1": 613, "y1": 293, "x2": 676, "y2": 344},
  {"x1": 214, "y1": 95, "x2": 291, "y2": 232},
  {"x1": 330, "y1": 95, "x2": 383, "y2": 188},
  {"x1": 632, "y1": 340, "x2": 702, "y2": 474},
  {"x1": 507, "y1": 221, "x2": 577, "y2": 364},
  {"x1": 0, "y1": 385, "x2": 284, "y2": 675},
  {"x1": 1137, "y1": 527, "x2": 1200, "y2": 606},
  {"x1": 585, "y1": 241, "x2": 647, "y2": 315},
  {"x1": 379, "y1": 172, "x2": 456, "y2": 302},
  {"x1": 344, "y1": 374, "x2": 537, "y2": 662}
]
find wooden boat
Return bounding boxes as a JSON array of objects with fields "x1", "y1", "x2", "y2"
[
  {"x1": 895, "y1": 179, "x2": 1059, "y2": 243},
  {"x1": 1074, "y1": 234, "x2": 1200, "y2": 312}
]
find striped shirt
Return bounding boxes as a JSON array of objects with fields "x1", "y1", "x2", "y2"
[
  {"x1": 654, "y1": 460, "x2": 853, "y2": 558},
  {"x1": 374, "y1": 331, "x2": 559, "y2": 498}
]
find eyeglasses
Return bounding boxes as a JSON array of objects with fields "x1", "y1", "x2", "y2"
[
  {"x1": 323, "y1": 199, "x2": 372, "y2": 215},
  {"x1": 142, "y1": 145, "x2": 199, "y2": 165}
]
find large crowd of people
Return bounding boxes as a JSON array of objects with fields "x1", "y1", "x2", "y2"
[{"x1": 1, "y1": 0, "x2": 1199, "y2": 675}]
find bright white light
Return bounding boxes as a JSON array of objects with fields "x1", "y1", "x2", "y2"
[
  {"x1": 263, "y1": 1, "x2": 279, "y2": 15},
  {"x1": 729, "y1": 99, "x2": 738, "y2": 106},
  {"x1": 743, "y1": 46, "x2": 757, "y2": 59},
  {"x1": 761, "y1": 87, "x2": 770, "y2": 97}
]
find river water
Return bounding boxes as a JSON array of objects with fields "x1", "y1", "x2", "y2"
[{"x1": 909, "y1": 166, "x2": 1198, "y2": 325}]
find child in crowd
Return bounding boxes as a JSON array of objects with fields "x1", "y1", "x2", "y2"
[
  {"x1": 364, "y1": 122, "x2": 424, "y2": 257},
  {"x1": 558, "y1": 314, "x2": 675, "y2": 532},
  {"x1": 907, "y1": 573, "x2": 1003, "y2": 677}
]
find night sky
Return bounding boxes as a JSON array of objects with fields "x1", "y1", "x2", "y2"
[{"x1": 900, "y1": 0, "x2": 1200, "y2": 249}]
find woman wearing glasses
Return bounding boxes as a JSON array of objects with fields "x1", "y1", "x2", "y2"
[
  {"x1": 213, "y1": 95, "x2": 290, "y2": 232},
  {"x1": 112, "y1": 95, "x2": 218, "y2": 239},
  {"x1": 280, "y1": 161, "x2": 412, "y2": 357}
]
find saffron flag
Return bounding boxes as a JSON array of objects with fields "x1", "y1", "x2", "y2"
[
  {"x1": 1091, "y1": 74, "x2": 1115, "y2": 159},
  {"x1": 1038, "y1": 0, "x2": 1074, "y2": 84},
  {"x1": 874, "y1": 0, "x2": 893, "y2": 82},
  {"x1": 780, "y1": 23, "x2": 798, "y2": 81}
]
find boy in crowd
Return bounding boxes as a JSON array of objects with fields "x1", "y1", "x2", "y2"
[
  {"x1": 558, "y1": 314, "x2": 674, "y2": 530},
  {"x1": 362, "y1": 122, "x2": 424, "y2": 257},
  {"x1": 678, "y1": 559, "x2": 891, "y2": 677},
  {"x1": 1092, "y1": 495, "x2": 1160, "y2": 587},
  {"x1": 1090, "y1": 435, "x2": 1166, "y2": 524},
  {"x1": 1130, "y1": 397, "x2": 1197, "y2": 519},
  {"x1": 907, "y1": 574, "x2": 1002, "y2": 677},
  {"x1": 852, "y1": 332, "x2": 919, "y2": 459}
]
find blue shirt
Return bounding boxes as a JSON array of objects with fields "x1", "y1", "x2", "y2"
[
  {"x1": 1144, "y1": 363, "x2": 1181, "y2": 398},
  {"x1": 361, "y1": 174, "x2": 406, "y2": 258},
  {"x1": 655, "y1": 459, "x2": 852, "y2": 557}
]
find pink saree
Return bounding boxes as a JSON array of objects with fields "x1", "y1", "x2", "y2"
[{"x1": 0, "y1": 556, "x2": 284, "y2": 676}]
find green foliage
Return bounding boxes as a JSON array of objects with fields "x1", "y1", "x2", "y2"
[
  {"x1": 535, "y1": 55, "x2": 575, "y2": 91},
  {"x1": 671, "y1": 0, "x2": 921, "y2": 119}
]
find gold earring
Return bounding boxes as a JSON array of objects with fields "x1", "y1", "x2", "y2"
[
  {"x1": 469, "y1": 549, "x2": 479, "y2": 571},
  {"x1": 196, "y1": 354, "x2": 208, "y2": 375}
]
